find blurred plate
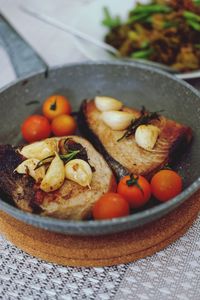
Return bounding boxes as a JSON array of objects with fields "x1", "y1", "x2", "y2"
[
  {"x1": 72, "y1": 0, "x2": 200, "y2": 80},
  {"x1": 0, "y1": 62, "x2": 200, "y2": 235}
]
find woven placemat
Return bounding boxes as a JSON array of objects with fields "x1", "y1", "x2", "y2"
[{"x1": 0, "y1": 190, "x2": 199, "y2": 267}]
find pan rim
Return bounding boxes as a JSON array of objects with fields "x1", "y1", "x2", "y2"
[{"x1": 0, "y1": 60, "x2": 200, "y2": 235}]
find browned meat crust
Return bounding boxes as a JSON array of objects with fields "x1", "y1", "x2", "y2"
[
  {"x1": 0, "y1": 145, "x2": 36, "y2": 212},
  {"x1": 0, "y1": 137, "x2": 116, "y2": 219},
  {"x1": 79, "y1": 99, "x2": 192, "y2": 180}
]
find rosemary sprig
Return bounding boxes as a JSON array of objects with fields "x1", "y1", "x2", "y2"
[
  {"x1": 59, "y1": 150, "x2": 81, "y2": 163},
  {"x1": 117, "y1": 106, "x2": 161, "y2": 142},
  {"x1": 34, "y1": 150, "x2": 81, "y2": 170},
  {"x1": 34, "y1": 155, "x2": 55, "y2": 170}
]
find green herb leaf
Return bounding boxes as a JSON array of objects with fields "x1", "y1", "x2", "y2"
[
  {"x1": 117, "y1": 106, "x2": 161, "y2": 142},
  {"x1": 34, "y1": 149, "x2": 81, "y2": 170},
  {"x1": 59, "y1": 150, "x2": 81, "y2": 163},
  {"x1": 34, "y1": 155, "x2": 55, "y2": 170},
  {"x1": 25, "y1": 100, "x2": 40, "y2": 106}
]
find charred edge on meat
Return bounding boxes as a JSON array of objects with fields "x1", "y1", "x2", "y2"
[
  {"x1": 78, "y1": 99, "x2": 193, "y2": 181},
  {"x1": 168, "y1": 127, "x2": 193, "y2": 165},
  {"x1": 78, "y1": 100, "x2": 129, "y2": 181},
  {"x1": 0, "y1": 144, "x2": 41, "y2": 213}
]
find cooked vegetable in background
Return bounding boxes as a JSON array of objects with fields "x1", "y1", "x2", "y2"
[{"x1": 103, "y1": 0, "x2": 200, "y2": 72}]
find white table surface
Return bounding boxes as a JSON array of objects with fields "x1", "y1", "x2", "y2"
[{"x1": 0, "y1": 1, "x2": 199, "y2": 299}]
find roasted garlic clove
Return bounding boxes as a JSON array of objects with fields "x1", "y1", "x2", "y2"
[
  {"x1": 20, "y1": 138, "x2": 58, "y2": 160},
  {"x1": 95, "y1": 96, "x2": 123, "y2": 112},
  {"x1": 15, "y1": 158, "x2": 45, "y2": 182},
  {"x1": 40, "y1": 152, "x2": 65, "y2": 192},
  {"x1": 65, "y1": 159, "x2": 92, "y2": 187},
  {"x1": 101, "y1": 111, "x2": 135, "y2": 130},
  {"x1": 135, "y1": 125, "x2": 160, "y2": 151}
]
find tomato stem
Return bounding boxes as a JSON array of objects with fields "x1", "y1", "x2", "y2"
[
  {"x1": 50, "y1": 98, "x2": 57, "y2": 111},
  {"x1": 126, "y1": 174, "x2": 144, "y2": 194}
]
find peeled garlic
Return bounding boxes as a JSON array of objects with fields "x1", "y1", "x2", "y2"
[
  {"x1": 40, "y1": 152, "x2": 65, "y2": 192},
  {"x1": 65, "y1": 159, "x2": 92, "y2": 187},
  {"x1": 20, "y1": 138, "x2": 58, "y2": 160},
  {"x1": 135, "y1": 125, "x2": 160, "y2": 151},
  {"x1": 95, "y1": 96, "x2": 123, "y2": 112},
  {"x1": 101, "y1": 111, "x2": 135, "y2": 130},
  {"x1": 15, "y1": 158, "x2": 46, "y2": 182}
]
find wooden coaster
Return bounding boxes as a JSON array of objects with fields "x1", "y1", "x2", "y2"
[{"x1": 0, "y1": 191, "x2": 199, "y2": 267}]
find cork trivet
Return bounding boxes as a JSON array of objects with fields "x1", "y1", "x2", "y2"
[{"x1": 0, "y1": 190, "x2": 199, "y2": 267}]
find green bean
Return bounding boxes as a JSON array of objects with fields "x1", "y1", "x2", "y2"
[
  {"x1": 130, "y1": 4, "x2": 172, "y2": 15},
  {"x1": 183, "y1": 10, "x2": 200, "y2": 22},
  {"x1": 131, "y1": 48, "x2": 154, "y2": 59},
  {"x1": 141, "y1": 41, "x2": 150, "y2": 49},
  {"x1": 195, "y1": 44, "x2": 200, "y2": 49},
  {"x1": 102, "y1": 7, "x2": 121, "y2": 28},
  {"x1": 187, "y1": 19, "x2": 200, "y2": 31},
  {"x1": 103, "y1": 6, "x2": 110, "y2": 20},
  {"x1": 183, "y1": 11, "x2": 200, "y2": 31},
  {"x1": 194, "y1": 0, "x2": 200, "y2": 5},
  {"x1": 127, "y1": 12, "x2": 150, "y2": 24},
  {"x1": 127, "y1": 4, "x2": 172, "y2": 24},
  {"x1": 162, "y1": 20, "x2": 177, "y2": 29}
]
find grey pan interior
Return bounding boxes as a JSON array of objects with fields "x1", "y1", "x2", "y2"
[{"x1": 0, "y1": 61, "x2": 200, "y2": 236}]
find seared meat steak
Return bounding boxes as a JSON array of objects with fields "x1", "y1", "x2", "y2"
[
  {"x1": 0, "y1": 137, "x2": 116, "y2": 220},
  {"x1": 79, "y1": 99, "x2": 192, "y2": 180}
]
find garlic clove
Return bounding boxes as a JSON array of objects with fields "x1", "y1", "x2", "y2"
[
  {"x1": 20, "y1": 138, "x2": 58, "y2": 160},
  {"x1": 40, "y1": 152, "x2": 65, "y2": 192},
  {"x1": 95, "y1": 96, "x2": 123, "y2": 112},
  {"x1": 135, "y1": 125, "x2": 160, "y2": 151},
  {"x1": 65, "y1": 159, "x2": 92, "y2": 187},
  {"x1": 15, "y1": 158, "x2": 45, "y2": 182},
  {"x1": 101, "y1": 111, "x2": 135, "y2": 130}
]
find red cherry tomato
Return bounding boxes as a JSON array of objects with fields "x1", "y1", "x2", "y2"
[
  {"x1": 92, "y1": 192, "x2": 129, "y2": 220},
  {"x1": 117, "y1": 174, "x2": 151, "y2": 208},
  {"x1": 151, "y1": 169, "x2": 182, "y2": 202},
  {"x1": 21, "y1": 114, "x2": 51, "y2": 143}
]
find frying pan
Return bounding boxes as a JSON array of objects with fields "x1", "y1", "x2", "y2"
[{"x1": 0, "y1": 61, "x2": 200, "y2": 235}]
